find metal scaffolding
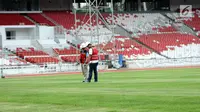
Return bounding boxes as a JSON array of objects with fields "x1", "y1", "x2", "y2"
[{"x1": 73, "y1": 0, "x2": 116, "y2": 61}]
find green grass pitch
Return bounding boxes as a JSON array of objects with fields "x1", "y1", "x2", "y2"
[{"x1": 0, "y1": 68, "x2": 200, "y2": 112}]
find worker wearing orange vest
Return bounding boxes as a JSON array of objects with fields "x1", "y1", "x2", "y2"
[
  {"x1": 79, "y1": 43, "x2": 89, "y2": 82},
  {"x1": 86, "y1": 42, "x2": 99, "y2": 82}
]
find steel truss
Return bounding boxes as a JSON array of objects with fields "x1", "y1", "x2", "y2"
[{"x1": 73, "y1": 0, "x2": 116, "y2": 60}]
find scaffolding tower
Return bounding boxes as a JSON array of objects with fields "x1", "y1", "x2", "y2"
[{"x1": 73, "y1": 0, "x2": 116, "y2": 61}]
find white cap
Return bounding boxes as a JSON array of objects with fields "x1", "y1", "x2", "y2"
[
  {"x1": 80, "y1": 43, "x2": 84, "y2": 49},
  {"x1": 85, "y1": 42, "x2": 90, "y2": 47},
  {"x1": 80, "y1": 42, "x2": 87, "y2": 49}
]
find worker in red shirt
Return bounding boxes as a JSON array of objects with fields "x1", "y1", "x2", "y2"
[
  {"x1": 85, "y1": 42, "x2": 99, "y2": 82},
  {"x1": 79, "y1": 43, "x2": 89, "y2": 82}
]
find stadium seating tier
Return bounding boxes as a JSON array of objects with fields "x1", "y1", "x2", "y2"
[
  {"x1": 28, "y1": 13, "x2": 55, "y2": 26},
  {"x1": 0, "y1": 14, "x2": 34, "y2": 25}
]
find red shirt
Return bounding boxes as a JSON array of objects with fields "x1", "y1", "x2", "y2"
[{"x1": 80, "y1": 50, "x2": 88, "y2": 64}]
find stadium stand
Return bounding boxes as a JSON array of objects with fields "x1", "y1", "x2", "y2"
[
  {"x1": 136, "y1": 33, "x2": 200, "y2": 58},
  {"x1": 4, "y1": 46, "x2": 59, "y2": 64},
  {"x1": 167, "y1": 9, "x2": 200, "y2": 31},
  {"x1": 0, "y1": 10, "x2": 200, "y2": 73},
  {"x1": 0, "y1": 11, "x2": 199, "y2": 61},
  {"x1": 53, "y1": 46, "x2": 78, "y2": 55},
  {"x1": 44, "y1": 11, "x2": 77, "y2": 29},
  {"x1": 183, "y1": 10, "x2": 200, "y2": 31},
  {"x1": 99, "y1": 36, "x2": 163, "y2": 59},
  {"x1": 156, "y1": 26, "x2": 177, "y2": 32},
  {"x1": 61, "y1": 55, "x2": 77, "y2": 63},
  {"x1": 16, "y1": 50, "x2": 48, "y2": 58},
  {"x1": 0, "y1": 48, "x2": 28, "y2": 65},
  {"x1": 25, "y1": 57, "x2": 59, "y2": 64},
  {"x1": 44, "y1": 11, "x2": 113, "y2": 43},
  {"x1": 44, "y1": 11, "x2": 108, "y2": 29},
  {"x1": 108, "y1": 13, "x2": 176, "y2": 33},
  {"x1": 60, "y1": 54, "x2": 106, "y2": 63},
  {"x1": 0, "y1": 14, "x2": 34, "y2": 25},
  {"x1": 28, "y1": 13, "x2": 55, "y2": 26},
  {"x1": 38, "y1": 11, "x2": 200, "y2": 60}
]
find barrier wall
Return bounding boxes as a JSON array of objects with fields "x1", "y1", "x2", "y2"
[
  {"x1": 1, "y1": 57, "x2": 200, "y2": 77},
  {"x1": 1, "y1": 62, "x2": 108, "y2": 76},
  {"x1": 127, "y1": 58, "x2": 200, "y2": 69}
]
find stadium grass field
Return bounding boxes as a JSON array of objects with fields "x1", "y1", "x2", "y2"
[{"x1": 0, "y1": 68, "x2": 200, "y2": 112}]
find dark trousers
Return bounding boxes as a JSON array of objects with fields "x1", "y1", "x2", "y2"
[{"x1": 87, "y1": 62, "x2": 98, "y2": 82}]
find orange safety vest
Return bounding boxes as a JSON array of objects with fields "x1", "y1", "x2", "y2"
[{"x1": 90, "y1": 48, "x2": 99, "y2": 61}]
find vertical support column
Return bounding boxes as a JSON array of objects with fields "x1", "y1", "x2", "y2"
[
  {"x1": 78, "y1": 2, "x2": 81, "y2": 8},
  {"x1": 59, "y1": 0, "x2": 63, "y2": 9},
  {"x1": 0, "y1": 34, "x2": 2, "y2": 49},
  {"x1": 73, "y1": 0, "x2": 79, "y2": 62},
  {"x1": 96, "y1": 0, "x2": 99, "y2": 44},
  {"x1": 126, "y1": 1, "x2": 130, "y2": 11},
  {"x1": 0, "y1": 0, "x2": 2, "y2": 10},
  {"x1": 38, "y1": 0, "x2": 41, "y2": 11},
  {"x1": 111, "y1": 0, "x2": 116, "y2": 56},
  {"x1": 138, "y1": 0, "x2": 141, "y2": 11},
  {"x1": 0, "y1": 43, "x2": 5, "y2": 78},
  {"x1": 130, "y1": 0, "x2": 134, "y2": 11},
  {"x1": 103, "y1": 0, "x2": 107, "y2": 12},
  {"x1": 143, "y1": 2, "x2": 147, "y2": 11},
  {"x1": 121, "y1": 0, "x2": 125, "y2": 11},
  {"x1": 88, "y1": 0, "x2": 93, "y2": 42},
  {"x1": 95, "y1": 0, "x2": 100, "y2": 59},
  {"x1": 103, "y1": 0, "x2": 107, "y2": 6}
]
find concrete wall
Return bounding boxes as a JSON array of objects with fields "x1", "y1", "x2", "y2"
[
  {"x1": 38, "y1": 26, "x2": 55, "y2": 40},
  {"x1": 1, "y1": 58, "x2": 200, "y2": 76},
  {"x1": 3, "y1": 40, "x2": 31, "y2": 47},
  {"x1": 0, "y1": 26, "x2": 35, "y2": 47},
  {"x1": 0, "y1": 25, "x2": 55, "y2": 47},
  {"x1": 0, "y1": 27, "x2": 6, "y2": 47},
  {"x1": 5, "y1": 28, "x2": 35, "y2": 39},
  {"x1": 2, "y1": 63, "x2": 108, "y2": 76}
]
